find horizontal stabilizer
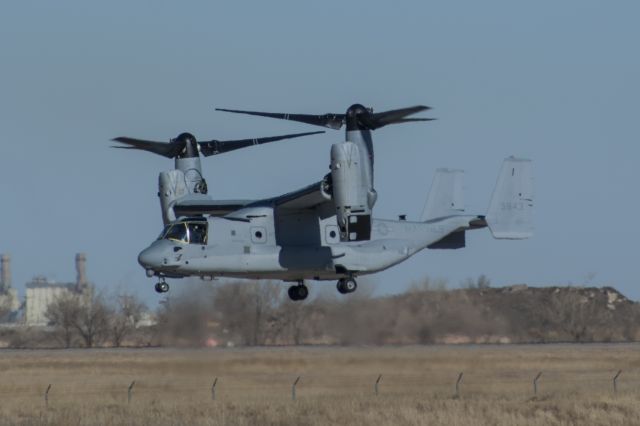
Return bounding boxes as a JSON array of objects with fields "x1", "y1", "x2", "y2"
[
  {"x1": 427, "y1": 230, "x2": 466, "y2": 249},
  {"x1": 486, "y1": 157, "x2": 534, "y2": 239},
  {"x1": 422, "y1": 169, "x2": 464, "y2": 221}
]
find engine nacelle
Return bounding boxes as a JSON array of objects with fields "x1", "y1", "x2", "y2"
[
  {"x1": 158, "y1": 170, "x2": 189, "y2": 225},
  {"x1": 175, "y1": 157, "x2": 208, "y2": 195},
  {"x1": 330, "y1": 142, "x2": 372, "y2": 241}
]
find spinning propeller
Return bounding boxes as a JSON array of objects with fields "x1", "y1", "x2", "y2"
[
  {"x1": 112, "y1": 130, "x2": 325, "y2": 159},
  {"x1": 216, "y1": 104, "x2": 435, "y2": 131}
]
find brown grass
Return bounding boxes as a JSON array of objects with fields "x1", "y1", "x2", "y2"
[{"x1": 1, "y1": 344, "x2": 640, "y2": 425}]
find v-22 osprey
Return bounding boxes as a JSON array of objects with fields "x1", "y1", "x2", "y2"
[{"x1": 114, "y1": 104, "x2": 533, "y2": 300}]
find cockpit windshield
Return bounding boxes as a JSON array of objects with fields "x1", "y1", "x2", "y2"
[{"x1": 158, "y1": 220, "x2": 208, "y2": 245}]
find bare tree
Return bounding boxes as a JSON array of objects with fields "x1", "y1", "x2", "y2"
[
  {"x1": 542, "y1": 288, "x2": 611, "y2": 342},
  {"x1": 271, "y1": 297, "x2": 311, "y2": 345},
  {"x1": 0, "y1": 300, "x2": 12, "y2": 323},
  {"x1": 72, "y1": 292, "x2": 112, "y2": 348},
  {"x1": 409, "y1": 276, "x2": 448, "y2": 293},
  {"x1": 462, "y1": 274, "x2": 491, "y2": 289},
  {"x1": 45, "y1": 292, "x2": 81, "y2": 348},
  {"x1": 250, "y1": 281, "x2": 282, "y2": 345},
  {"x1": 213, "y1": 281, "x2": 282, "y2": 346},
  {"x1": 110, "y1": 294, "x2": 146, "y2": 347},
  {"x1": 154, "y1": 285, "x2": 216, "y2": 346}
]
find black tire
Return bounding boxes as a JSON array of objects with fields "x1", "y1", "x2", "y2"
[
  {"x1": 288, "y1": 286, "x2": 299, "y2": 301},
  {"x1": 345, "y1": 279, "x2": 357, "y2": 293},
  {"x1": 336, "y1": 279, "x2": 348, "y2": 294},
  {"x1": 154, "y1": 283, "x2": 163, "y2": 293},
  {"x1": 297, "y1": 285, "x2": 309, "y2": 300}
]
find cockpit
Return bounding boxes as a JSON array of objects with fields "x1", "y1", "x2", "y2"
[{"x1": 158, "y1": 219, "x2": 208, "y2": 245}]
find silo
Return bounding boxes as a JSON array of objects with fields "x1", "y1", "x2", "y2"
[
  {"x1": 0, "y1": 254, "x2": 10, "y2": 292},
  {"x1": 75, "y1": 253, "x2": 87, "y2": 288}
]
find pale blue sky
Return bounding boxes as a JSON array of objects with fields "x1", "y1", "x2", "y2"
[{"x1": 1, "y1": 1, "x2": 639, "y2": 303}]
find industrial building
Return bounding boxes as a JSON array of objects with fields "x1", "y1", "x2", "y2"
[
  {"x1": 24, "y1": 253, "x2": 92, "y2": 326},
  {"x1": 0, "y1": 254, "x2": 20, "y2": 321},
  {"x1": 0, "y1": 253, "x2": 93, "y2": 326}
]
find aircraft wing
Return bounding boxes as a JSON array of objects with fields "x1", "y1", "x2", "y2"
[
  {"x1": 173, "y1": 198, "x2": 254, "y2": 217},
  {"x1": 271, "y1": 180, "x2": 332, "y2": 211},
  {"x1": 170, "y1": 180, "x2": 333, "y2": 219}
]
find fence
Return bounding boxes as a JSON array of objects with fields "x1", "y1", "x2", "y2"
[{"x1": 0, "y1": 368, "x2": 637, "y2": 408}]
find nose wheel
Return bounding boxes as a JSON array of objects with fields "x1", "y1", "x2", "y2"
[
  {"x1": 288, "y1": 283, "x2": 309, "y2": 301},
  {"x1": 337, "y1": 278, "x2": 357, "y2": 294},
  {"x1": 154, "y1": 280, "x2": 170, "y2": 293}
]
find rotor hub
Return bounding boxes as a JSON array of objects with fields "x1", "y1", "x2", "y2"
[
  {"x1": 174, "y1": 132, "x2": 199, "y2": 158},
  {"x1": 345, "y1": 104, "x2": 371, "y2": 131}
]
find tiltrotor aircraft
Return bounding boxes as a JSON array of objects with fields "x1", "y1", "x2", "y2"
[{"x1": 120, "y1": 104, "x2": 533, "y2": 300}]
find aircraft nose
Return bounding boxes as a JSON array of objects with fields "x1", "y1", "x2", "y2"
[{"x1": 138, "y1": 244, "x2": 164, "y2": 269}]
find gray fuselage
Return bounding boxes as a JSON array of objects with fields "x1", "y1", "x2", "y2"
[{"x1": 138, "y1": 205, "x2": 475, "y2": 282}]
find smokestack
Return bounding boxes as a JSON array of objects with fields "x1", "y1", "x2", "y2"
[
  {"x1": 1, "y1": 254, "x2": 10, "y2": 291},
  {"x1": 76, "y1": 253, "x2": 87, "y2": 287}
]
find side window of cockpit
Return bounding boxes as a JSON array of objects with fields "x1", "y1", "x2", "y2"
[
  {"x1": 189, "y1": 223, "x2": 208, "y2": 245},
  {"x1": 164, "y1": 223, "x2": 188, "y2": 243},
  {"x1": 157, "y1": 225, "x2": 172, "y2": 240}
]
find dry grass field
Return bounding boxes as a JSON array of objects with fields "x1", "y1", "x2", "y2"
[{"x1": 1, "y1": 344, "x2": 640, "y2": 425}]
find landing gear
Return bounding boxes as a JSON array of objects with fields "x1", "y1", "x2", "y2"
[
  {"x1": 337, "y1": 277, "x2": 357, "y2": 294},
  {"x1": 154, "y1": 279, "x2": 169, "y2": 293},
  {"x1": 288, "y1": 283, "x2": 309, "y2": 301}
]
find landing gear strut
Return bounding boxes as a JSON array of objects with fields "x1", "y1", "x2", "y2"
[
  {"x1": 337, "y1": 277, "x2": 357, "y2": 294},
  {"x1": 288, "y1": 282, "x2": 309, "y2": 301},
  {"x1": 154, "y1": 279, "x2": 169, "y2": 294}
]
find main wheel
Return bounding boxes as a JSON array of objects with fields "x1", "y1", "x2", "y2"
[
  {"x1": 344, "y1": 278, "x2": 357, "y2": 293},
  {"x1": 337, "y1": 278, "x2": 357, "y2": 294},
  {"x1": 159, "y1": 282, "x2": 170, "y2": 293},
  {"x1": 154, "y1": 282, "x2": 163, "y2": 293},
  {"x1": 288, "y1": 284, "x2": 309, "y2": 301},
  {"x1": 296, "y1": 284, "x2": 309, "y2": 300},
  {"x1": 288, "y1": 285, "x2": 299, "y2": 301}
]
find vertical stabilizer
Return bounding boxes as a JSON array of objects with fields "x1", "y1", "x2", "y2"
[
  {"x1": 486, "y1": 157, "x2": 534, "y2": 239},
  {"x1": 422, "y1": 169, "x2": 465, "y2": 221}
]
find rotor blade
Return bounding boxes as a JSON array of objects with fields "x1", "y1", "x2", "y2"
[
  {"x1": 216, "y1": 108, "x2": 345, "y2": 130},
  {"x1": 370, "y1": 105, "x2": 433, "y2": 129},
  {"x1": 391, "y1": 118, "x2": 437, "y2": 124},
  {"x1": 111, "y1": 137, "x2": 180, "y2": 158},
  {"x1": 198, "y1": 131, "x2": 325, "y2": 157}
]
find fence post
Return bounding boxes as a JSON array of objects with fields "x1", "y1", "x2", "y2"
[
  {"x1": 128, "y1": 381, "x2": 136, "y2": 404},
  {"x1": 533, "y1": 372, "x2": 542, "y2": 396},
  {"x1": 613, "y1": 370, "x2": 622, "y2": 395},
  {"x1": 455, "y1": 372, "x2": 463, "y2": 398},
  {"x1": 211, "y1": 377, "x2": 218, "y2": 401},
  {"x1": 375, "y1": 375, "x2": 382, "y2": 396},
  {"x1": 292, "y1": 376, "x2": 300, "y2": 401},
  {"x1": 44, "y1": 384, "x2": 52, "y2": 409}
]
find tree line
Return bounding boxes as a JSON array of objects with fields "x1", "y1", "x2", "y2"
[
  {"x1": 5, "y1": 276, "x2": 639, "y2": 348},
  {"x1": 43, "y1": 291, "x2": 146, "y2": 348}
]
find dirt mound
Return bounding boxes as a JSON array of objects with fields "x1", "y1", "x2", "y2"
[{"x1": 388, "y1": 285, "x2": 640, "y2": 344}]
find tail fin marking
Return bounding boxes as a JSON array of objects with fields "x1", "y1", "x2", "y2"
[{"x1": 485, "y1": 157, "x2": 534, "y2": 239}]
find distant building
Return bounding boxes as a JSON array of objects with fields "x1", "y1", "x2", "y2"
[
  {"x1": 24, "y1": 253, "x2": 92, "y2": 326},
  {"x1": 0, "y1": 254, "x2": 20, "y2": 322}
]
